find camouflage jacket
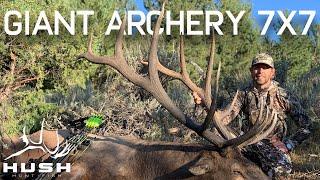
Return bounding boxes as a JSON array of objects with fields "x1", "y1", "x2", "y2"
[{"x1": 224, "y1": 81, "x2": 312, "y2": 147}]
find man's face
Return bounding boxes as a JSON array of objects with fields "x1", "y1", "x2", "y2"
[{"x1": 250, "y1": 63, "x2": 275, "y2": 86}]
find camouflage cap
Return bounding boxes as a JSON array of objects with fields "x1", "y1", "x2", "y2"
[{"x1": 251, "y1": 53, "x2": 274, "y2": 68}]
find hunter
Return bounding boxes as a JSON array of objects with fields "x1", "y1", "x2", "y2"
[{"x1": 193, "y1": 53, "x2": 312, "y2": 178}]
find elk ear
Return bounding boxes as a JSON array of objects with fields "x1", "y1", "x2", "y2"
[{"x1": 188, "y1": 157, "x2": 212, "y2": 176}]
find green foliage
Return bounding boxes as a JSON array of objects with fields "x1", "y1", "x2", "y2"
[
  {"x1": 0, "y1": 0, "x2": 130, "y2": 134},
  {"x1": 268, "y1": 34, "x2": 314, "y2": 82},
  {"x1": 0, "y1": 90, "x2": 57, "y2": 135}
]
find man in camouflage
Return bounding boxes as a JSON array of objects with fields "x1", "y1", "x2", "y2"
[{"x1": 194, "y1": 53, "x2": 312, "y2": 178}]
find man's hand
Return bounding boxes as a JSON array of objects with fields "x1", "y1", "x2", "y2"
[
  {"x1": 192, "y1": 92, "x2": 232, "y2": 125},
  {"x1": 192, "y1": 91, "x2": 202, "y2": 105}
]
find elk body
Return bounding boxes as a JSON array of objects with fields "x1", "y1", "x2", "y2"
[
  {"x1": 57, "y1": 135, "x2": 268, "y2": 180},
  {"x1": 2, "y1": 131, "x2": 268, "y2": 180}
]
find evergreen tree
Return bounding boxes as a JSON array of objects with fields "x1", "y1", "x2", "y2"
[{"x1": 0, "y1": 0, "x2": 129, "y2": 133}]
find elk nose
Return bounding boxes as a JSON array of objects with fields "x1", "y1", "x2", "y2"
[{"x1": 232, "y1": 176, "x2": 245, "y2": 180}]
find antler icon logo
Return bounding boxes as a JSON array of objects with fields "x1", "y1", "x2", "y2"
[{"x1": 5, "y1": 120, "x2": 72, "y2": 161}]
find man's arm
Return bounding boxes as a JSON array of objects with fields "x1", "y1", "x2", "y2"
[{"x1": 281, "y1": 90, "x2": 312, "y2": 150}]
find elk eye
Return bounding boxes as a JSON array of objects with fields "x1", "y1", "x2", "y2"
[
  {"x1": 232, "y1": 170, "x2": 244, "y2": 180},
  {"x1": 232, "y1": 170, "x2": 242, "y2": 175}
]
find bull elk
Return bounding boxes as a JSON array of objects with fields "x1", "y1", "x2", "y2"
[
  {"x1": 73, "y1": 1, "x2": 277, "y2": 179},
  {"x1": 1, "y1": 1, "x2": 277, "y2": 180}
]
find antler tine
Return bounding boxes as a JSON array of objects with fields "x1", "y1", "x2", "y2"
[
  {"x1": 215, "y1": 89, "x2": 239, "y2": 139},
  {"x1": 140, "y1": 60, "x2": 182, "y2": 79},
  {"x1": 241, "y1": 111, "x2": 278, "y2": 147},
  {"x1": 141, "y1": 35, "x2": 208, "y2": 109},
  {"x1": 217, "y1": 90, "x2": 239, "y2": 124},
  {"x1": 179, "y1": 36, "x2": 188, "y2": 77},
  {"x1": 79, "y1": 11, "x2": 127, "y2": 63},
  {"x1": 204, "y1": 31, "x2": 216, "y2": 106},
  {"x1": 148, "y1": 1, "x2": 166, "y2": 78},
  {"x1": 127, "y1": 0, "x2": 187, "y2": 123},
  {"x1": 179, "y1": 35, "x2": 207, "y2": 107},
  {"x1": 214, "y1": 60, "x2": 221, "y2": 106},
  {"x1": 141, "y1": 34, "x2": 211, "y2": 108},
  {"x1": 115, "y1": 13, "x2": 126, "y2": 58},
  {"x1": 145, "y1": 0, "x2": 200, "y2": 108},
  {"x1": 140, "y1": 1, "x2": 206, "y2": 136},
  {"x1": 201, "y1": 89, "x2": 239, "y2": 141},
  {"x1": 237, "y1": 106, "x2": 272, "y2": 147},
  {"x1": 87, "y1": 33, "x2": 93, "y2": 54},
  {"x1": 78, "y1": 33, "x2": 116, "y2": 65},
  {"x1": 79, "y1": 13, "x2": 151, "y2": 87},
  {"x1": 220, "y1": 101, "x2": 274, "y2": 148}
]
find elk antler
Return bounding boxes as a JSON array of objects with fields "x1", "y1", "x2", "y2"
[{"x1": 79, "y1": 1, "x2": 277, "y2": 148}]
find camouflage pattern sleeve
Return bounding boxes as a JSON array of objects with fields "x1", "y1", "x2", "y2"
[
  {"x1": 278, "y1": 89, "x2": 312, "y2": 147},
  {"x1": 219, "y1": 90, "x2": 245, "y2": 125}
]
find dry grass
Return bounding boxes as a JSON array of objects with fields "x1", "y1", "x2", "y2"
[
  {"x1": 289, "y1": 121, "x2": 320, "y2": 179},
  {"x1": 289, "y1": 171, "x2": 320, "y2": 180}
]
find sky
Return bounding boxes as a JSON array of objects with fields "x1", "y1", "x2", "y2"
[
  {"x1": 251, "y1": 0, "x2": 320, "y2": 27},
  {"x1": 135, "y1": 0, "x2": 320, "y2": 22},
  {"x1": 134, "y1": 0, "x2": 320, "y2": 39}
]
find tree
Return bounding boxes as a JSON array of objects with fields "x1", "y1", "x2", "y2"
[{"x1": 0, "y1": 0, "x2": 129, "y2": 134}]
